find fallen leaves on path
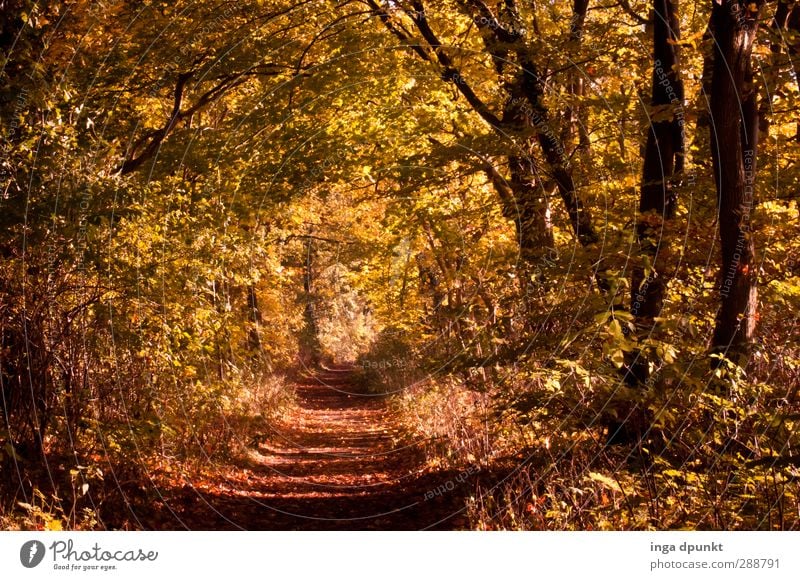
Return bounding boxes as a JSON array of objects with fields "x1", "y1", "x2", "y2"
[{"x1": 143, "y1": 366, "x2": 475, "y2": 529}]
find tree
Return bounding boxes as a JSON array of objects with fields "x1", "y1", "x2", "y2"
[
  {"x1": 365, "y1": 0, "x2": 598, "y2": 271},
  {"x1": 561, "y1": 0, "x2": 592, "y2": 159},
  {"x1": 625, "y1": 0, "x2": 684, "y2": 385},
  {"x1": 708, "y1": 0, "x2": 763, "y2": 362}
]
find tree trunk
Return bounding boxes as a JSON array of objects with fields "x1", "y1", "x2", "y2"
[
  {"x1": 622, "y1": 0, "x2": 684, "y2": 389},
  {"x1": 788, "y1": 5, "x2": 800, "y2": 140},
  {"x1": 709, "y1": 0, "x2": 762, "y2": 362},
  {"x1": 508, "y1": 155, "x2": 554, "y2": 261},
  {"x1": 517, "y1": 56, "x2": 598, "y2": 245},
  {"x1": 501, "y1": 93, "x2": 555, "y2": 263},
  {"x1": 631, "y1": 0, "x2": 684, "y2": 325},
  {"x1": 247, "y1": 284, "x2": 263, "y2": 351},
  {"x1": 370, "y1": 0, "x2": 598, "y2": 249},
  {"x1": 562, "y1": 0, "x2": 592, "y2": 157}
]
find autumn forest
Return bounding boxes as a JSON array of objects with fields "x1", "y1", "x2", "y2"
[{"x1": 2, "y1": 0, "x2": 800, "y2": 530}]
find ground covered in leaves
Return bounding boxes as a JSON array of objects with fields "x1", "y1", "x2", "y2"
[{"x1": 136, "y1": 367, "x2": 477, "y2": 530}]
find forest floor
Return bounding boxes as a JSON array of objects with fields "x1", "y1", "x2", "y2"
[{"x1": 142, "y1": 366, "x2": 475, "y2": 530}]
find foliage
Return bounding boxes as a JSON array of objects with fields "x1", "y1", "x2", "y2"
[{"x1": 1, "y1": 0, "x2": 800, "y2": 530}]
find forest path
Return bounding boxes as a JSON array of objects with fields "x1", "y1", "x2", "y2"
[{"x1": 161, "y1": 365, "x2": 472, "y2": 530}]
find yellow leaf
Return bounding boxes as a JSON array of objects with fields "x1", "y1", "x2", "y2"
[{"x1": 587, "y1": 471, "x2": 622, "y2": 493}]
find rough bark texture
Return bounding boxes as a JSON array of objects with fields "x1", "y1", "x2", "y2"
[{"x1": 709, "y1": 0, "x2": 762, "y2": 361}]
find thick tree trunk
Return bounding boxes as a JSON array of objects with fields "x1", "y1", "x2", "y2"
[
  {"x1": 788, "y1": 5, "x2": 800, "y2": 140},
  {"x1": 508, "y1": 155, "x2": 554, "y2": 261},
  {"x1": 631, "y1": 0, "x2": 684, "y2": 324},
  {"x1": 709, "y1": 0, "x2": 762, "y2": 362}
]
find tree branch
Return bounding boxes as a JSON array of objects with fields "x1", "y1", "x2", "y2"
[
  {"x1": 118, "y1": 63, "x2": 282, "y2": 175},
  {"x1": 459, "y1": 0, "x2": 522, "y2": 43},
  {"x1": 364, "y1": 0, "x2": 433, "y2": 62},
  {"x1": 404, "y1": 0, "x2": 506, "y2": 129},
  {"x1": 617, "y1": 0, "x2": 649, "y2": 25}
]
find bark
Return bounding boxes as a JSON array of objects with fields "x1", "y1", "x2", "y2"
[
  {"x1": 709, "y1": 0, "x2": 762, "y2": 362},
  {"x1": 788, "y1": 5, "x2": 800, "y2": 140},
  {"x1": 631, "y1": 0, "x2": 683, "y2": 323},
  {"x1": 478, "y1": 148, "x2": 554, "y2": 267},
  {"x1": 502, "y1": 92, "x2": 555, "y2": 262},
  {"x1": 508, "y1": 155, "x2": 554, "y2": 259},
  {"x1": 247, "y1": 285, "x2": 262, "y2": 351},
  {"x1": 517, "y1": 54, "x2": 598, "y2": 245}
]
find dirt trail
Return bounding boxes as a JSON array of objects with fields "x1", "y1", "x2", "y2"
[{"x1": 161, "y1": 366, "x2": 472, "y2": 530}]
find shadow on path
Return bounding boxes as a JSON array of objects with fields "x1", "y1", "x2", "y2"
[{"x1": 152, "y1": 366, "x2": 474, "y2": 530}]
